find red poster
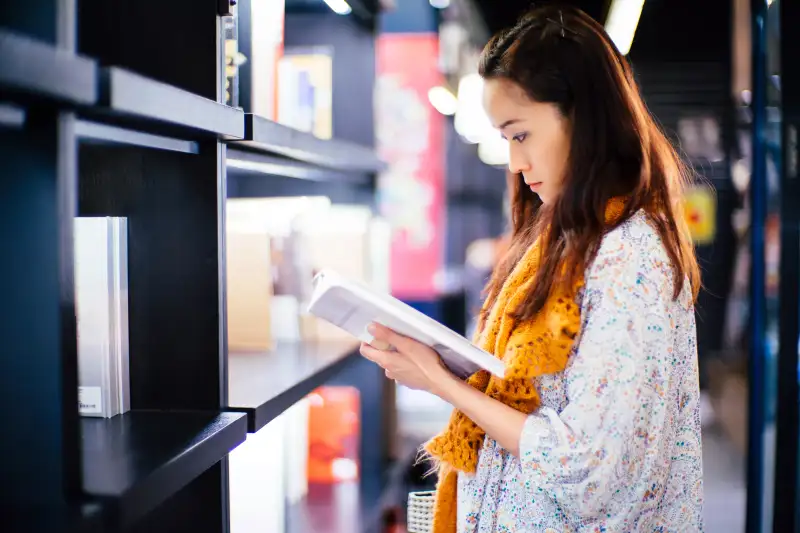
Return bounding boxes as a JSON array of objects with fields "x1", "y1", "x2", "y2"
[{"x1": 375, "y1": 33, "x2": 445, "y2": 300}]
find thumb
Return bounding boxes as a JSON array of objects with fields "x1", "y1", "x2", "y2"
[{"x1": 368, "y1": 323, "x2": 415, "y2": 353}]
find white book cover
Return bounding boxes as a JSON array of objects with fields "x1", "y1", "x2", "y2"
[
  {"x1": 283, "y1": 398, "x2": 309, "y2": 505},
  {"x1": 307, "y1": 269, "x2": 506, "y2": 379},
  {"x1": 229, "y1": 416, "x2": 287, "y2": 533},
  {"x1": 75, "y1": 217, "x2": 130, "y2": 418}
]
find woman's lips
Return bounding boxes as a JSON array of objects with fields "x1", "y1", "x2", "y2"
[{"x1": 527, "y1": 182, "x2": 542, "y2": 191}]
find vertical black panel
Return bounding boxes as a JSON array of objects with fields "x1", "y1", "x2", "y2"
[
  {"x1": 0, "y1": 111, "x2": 81, "y2": 509},
  {"x1": 746, "y1": 1, "x2": 769, "y2": 530},
  {"x1": 129, "y1": 460, "x2": 227, "y2": 533},
  {"x1": 77, "y1": 0, "x2": 221, "y2": 99},
  {"x1": 773, "y1": 0, "x2": 799, "y2": 529}
]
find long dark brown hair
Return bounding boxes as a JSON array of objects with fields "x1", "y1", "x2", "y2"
[{"x1": 480, "y1": 5, "x2": 701, "y2": 324}]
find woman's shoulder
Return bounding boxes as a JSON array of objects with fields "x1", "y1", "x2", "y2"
[{"x1": 587, "y1": 210, "x2": 677, "y2": 297}]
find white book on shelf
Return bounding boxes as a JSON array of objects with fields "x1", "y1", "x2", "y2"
[
  {"x1": 307, "y1": 269, "x2": 506, "y2": 379},
  {"x1": 74, "y1": 217, "x2": 130, "y2": 418}
]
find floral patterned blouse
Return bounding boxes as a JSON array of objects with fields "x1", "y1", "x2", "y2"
[{"x1": 456, "y1": 212, "x2": 704, "y2": 532}]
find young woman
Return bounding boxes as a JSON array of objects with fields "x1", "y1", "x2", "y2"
[{"x1": 360, "y1": 6, "x2": 704, "y2": 532}]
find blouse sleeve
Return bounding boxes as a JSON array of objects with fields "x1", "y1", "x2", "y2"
[{"x1": 518, "y1": 234, "x2": 673, "y2": 521}]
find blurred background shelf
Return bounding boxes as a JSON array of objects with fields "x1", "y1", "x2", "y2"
[
  {"x1": 231, "y1": 114, "x2": 384, "y2": 173},
  {"x1": 284, "y1": 436, "x2": 424, "y2": 533},
  {"x1": 228, "y1": 341, "x2": 361, "y2": 433}
]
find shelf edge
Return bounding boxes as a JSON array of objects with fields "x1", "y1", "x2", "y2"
[
  {"x1": 99, "y1": 67, "x2": 245, "y2": 139},
  {"x1": 0, "y1": 29, "x2": 97, "y2": 105}
]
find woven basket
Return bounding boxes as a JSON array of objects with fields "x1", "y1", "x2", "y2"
[{"x1": 407, "y1": 490, "x2": 436, "y2": 533}]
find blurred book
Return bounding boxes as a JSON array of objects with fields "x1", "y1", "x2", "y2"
[
  {"x1": 277, "y1": 47, "x2": 333, "y2": 139},
  {"x1": 307, "y1": 386, "x2": 361, "y2": 484},
  {"x1": 226, "y1": 229, "x2": 274, "y2": 352}
]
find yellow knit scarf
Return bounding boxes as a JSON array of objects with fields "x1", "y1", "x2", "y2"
[{"x1": 423, "y1": 198, "x2": 626, "y2": 533}]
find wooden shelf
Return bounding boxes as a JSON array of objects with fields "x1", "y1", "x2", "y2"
[
  {"x1": 231, "y1": 114, "x2": 384, "y2": 173},
  {"x1": 96, "y1": 67, "x2": 245, "y2": 139},
  {"x1": 81, "y1": 410, "x2": 247, "y2": 528},
  {"x1": 0, "y1": 29, "x2": 97, "y2": 105},
  {"x1": 227, "y1": 341, "x2": 360, "y2": 433}
]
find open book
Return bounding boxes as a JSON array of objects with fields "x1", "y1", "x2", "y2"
[{"x1": 307, "y1": 270, "x2": 506, "y2": 379}]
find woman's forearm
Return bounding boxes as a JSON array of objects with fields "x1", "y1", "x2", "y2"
[{"x1": 433, "y1": 373, "x2": 528, "y2": 456}]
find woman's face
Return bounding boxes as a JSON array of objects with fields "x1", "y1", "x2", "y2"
[{"x1": 483, "y1": 78, "x2": 571, "y2": 205}]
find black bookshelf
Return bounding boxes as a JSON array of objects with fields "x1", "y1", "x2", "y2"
[{"x1": 0, "y1": 2, "x2": 388, "y2": 531}]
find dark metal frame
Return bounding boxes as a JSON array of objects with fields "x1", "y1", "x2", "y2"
[
  {"x1": 772, "y1": 0, "x2": 800, "y2": 530},
  {"x1": 746, "y1": 1, "x2": 768, "y2": 531}
]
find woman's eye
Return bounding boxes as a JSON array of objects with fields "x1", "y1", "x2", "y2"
[{"x1": 512, "y1": 133, "x2": 527, "y2": 143}]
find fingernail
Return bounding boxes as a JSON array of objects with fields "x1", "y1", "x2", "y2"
[{"x1": 367, "y1": 323, "x2": 376, "y2": 334}]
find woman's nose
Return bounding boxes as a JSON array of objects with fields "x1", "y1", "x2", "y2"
[{"x1": 507, "y1": 145, "x2": 531, "y2": 174}]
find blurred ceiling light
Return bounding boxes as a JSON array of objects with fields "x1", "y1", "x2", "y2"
[
  {"x1": 455, "y1": 73, "x2": 495, "y2": 144},
  {"x1": 430, "y1": 0, "x2": 451, "y2": 8},
  {"x1": 478, "y1": 135, "x2": 509, "y2": 167},
  {"x1": 428, "y1": 86, "x2": 458, "y2": 116},
  {"x1": 605, "y1": 0, "x2": 645, "y2": 55},
  {"x1": 323, "y1": 0, "x2": 352, "y2": 15}
]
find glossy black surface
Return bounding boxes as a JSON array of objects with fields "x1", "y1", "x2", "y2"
[
  {"x1": 233, "y1": 114, "x2": 384, "y2": 173},
  {"x1": 81, "y1": 410, "x2": 247, "y2": 527},
  {"x1": 97, "y1": 68, "x2": 244, "y2": 139},
  {"x1": 228, "y1": 340, "x2": 360, "y2": 432},
  {"x1": 0, "y1": 29, "x2": 97, "y2": 105}
]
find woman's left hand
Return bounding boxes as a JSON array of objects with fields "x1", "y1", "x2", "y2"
[{"x1": 359, "y1": 323, "x2": 453, "y2": 394}]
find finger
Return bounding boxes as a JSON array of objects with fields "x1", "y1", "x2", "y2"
[
  {"x1": 384, "y1": 369, "x2": 395, "y2": 380},
  {"x1": 359, "y1": 342, "x2": 390, "y2": 367},
  {"x1": 368, "y1": 323, "x2": 415, "y2": 352},
  {"x1": 368, "y1": 337, "x2": 392, "y2": 351}
]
